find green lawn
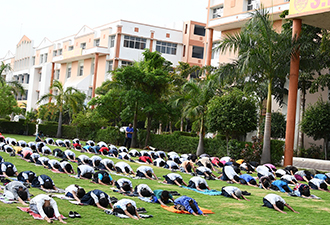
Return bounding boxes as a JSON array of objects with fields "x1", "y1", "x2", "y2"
[{"x1": 0, "y1": 134, "x2": 329, "y2": 225}]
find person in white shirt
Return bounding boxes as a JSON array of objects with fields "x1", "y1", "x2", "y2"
[
  {"x1": 77, "y1": 165, "x2": 95, "y2": 179},
  {"x1": 63, "y1": 150, "x2": 75, "y2": 161},
  {"x1": 188, "y1": 177, "x2": 211, "y2": 191},
  {"x1": 4, "y1": 181, "x2": 30, "y2": 205},
  {"x1": 29, "y1": 194, "x2": 66, "y2": 223},
  {"x1": 263, "y1": 194, "x2": 299, "y2": 214},
  {"x1": 113, "y1": 199, "x2": 142, "y2": 220},
  {"x1": 134, "y1": 184, "x2": 154, "y2": 197},
  {"x1": 136, "y1": 166, "x2": 158, "y2": 180},
  {"x1": 115, "y1": 178, "x2": 133, "y2": 192},
  {"x1": 64, "y1": 184, "x2": 86, "y2": 202},
  {"x1": 114, "y1": 162, "x2": 135, "y2": 175},
  {"x1": 163, "y1": 173, "x2": 187, "y2": 187},
  {"x1": 221, "y1": 186, "x2": 249, "y2": 201}
]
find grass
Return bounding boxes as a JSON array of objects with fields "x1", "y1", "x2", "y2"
[{"x1": 0, "y1": 133, "x2": 329, "y2": 224}]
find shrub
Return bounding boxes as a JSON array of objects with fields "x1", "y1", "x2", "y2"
[
  {"x1": 39, "y1": 123, "x2": 58, "y2": 137},
  {"x1": 0, "y1": 119, "x2": 36, "y2": 135},
  {"x1": 95, "y1": 127, "x2": 123, "y2": 145},
  {"x1": 299, "y1": 144, "x2": 324, "y2": 159},
  {"x1": 270, "y1": 139, "x2": 285, "y2": 165},
  {"x1": 240, "y1": 136, "x2": 262, "y2": 162}
]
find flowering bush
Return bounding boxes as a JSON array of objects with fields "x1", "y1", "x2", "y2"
[{"x1": 240, "y1": 136, "x2": 262, "y2": 162}]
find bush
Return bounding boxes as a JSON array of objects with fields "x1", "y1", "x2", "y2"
[
  {"x1": 62, "y1": 125, "x2": 77, "y2": 139},
  {"x1": 299, "y1": 144, "x2": 324, "y2": 159},
  {"x1": 0, "y1": 119, "x2": 36, "y2": 135},
  {"x1": 39, "y1": 123, "x2": 58, "y2": 137},
  {"x1": 95, "y1": 127, "x2": 123, "y2": 145},
  {"x1": 240, "y1": 136, "x2": 262, "y2": 162},
  {"x1": 270, "y1": 139, "x2": 285, "y2": 165}
]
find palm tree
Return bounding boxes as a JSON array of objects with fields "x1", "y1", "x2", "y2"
[
  {"x1": 0, "y1": 62, "x2": 24, "y2": 96},
  {"x1": 180, "y1": 74, "x2": 217, "y2": 156},
  {"x1": 38, "y1": 80, "x2": 84, "y2": 138},
  {"x1": 216, "y1": 8, "x2": 296, "y2": 163}
]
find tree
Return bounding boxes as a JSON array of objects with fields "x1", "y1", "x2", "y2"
[
  {"x1": 216, "y1": 8, "x2": 296, "y2": 163},
  {"x1": 180, "y1": 74, "x2": 217, "y2": 156},
  {"x1": 206, "y1": 88, "x2": 258, "y2": 155},
  {"x1": 0, "y1": 62, "x2": 24, "y2": 95},
  {"x1": 260, "y1": 112, "x2": 286, "y2": 139},
  {"x1": 0, "y1": 83, "x2": 20, "y2": 117},
  {"x1": 300, "y1": 99, "x2": 330, "y2": 159},
  {"x1": 38, "y1": 80, "x2": 85, "y2": 138},
  {"x1": 112, "y1": 49, "x2": 171, "y2": 147}
]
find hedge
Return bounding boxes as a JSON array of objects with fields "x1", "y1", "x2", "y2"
[
  {"x1": 143, "y1": 131, "x2": 284, "y2": 165},
  {"x1": 6, "y1": 119, "x2": 284, "y2": 165},
  {"x1": 0, "y1": 119, "x2": 36, "y2": 135}
]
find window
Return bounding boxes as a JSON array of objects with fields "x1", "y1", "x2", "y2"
[
  {"x1": 40, "y1": 54, "x2": 43, "y2": 63},
  {"x1": 80, "y1": 43, "x2": 86, "y2": 49},
  {"x1": 58, "y1": 49, "x2": 62, "y2": 55},
  {"x1": 25, "y1": 74, "x2": 30, "y2": 84},
  {"x1": 211, "y1": 42, "x2": 219, "y2": 59},
  {"x1": 36, "y1": 91, "x2": 40, "y2": 100},
  {"x1": 184, "y1": 24, "x2": 188, "y2": 34},
  {"x1": 183, "y1": 45, "x2": 186, "y2": 57},
  {"x1": 23, "y1": 90, "x2": 28, "y2": 100},
  {"x1": 68, "y1": 46, "x2": 73, "y2": 51},
  {"x1": 32, "y1": 56, "x2": 35, "y2": 65},
  {"x1": 78, "y1": 65, "x2": 84, "y2": 76},
  {"x1": 192, "y1": 46, "x2": 204, "y2": 59},
  {"x1": 194, "y1": 25, "x2": 206, "y2": 36},
  {"x1": 21, "y1": 75, "x2": 24, "y2": 83},
  {"x1": 53, "y1": 50, "x2": 57, "y2": 57},
  {"x1": 39, "y1": 73, "x2": 42, "y2": 82},
  {"x1": 247, "y1": 0, "x2": 257, "y2": 11},
  {"x1": 212, "y1": 6, "x2": 223, "y2": 18},
  {"x1": 44, "y1": 53, "x2": 48, "y2": 63},
  {"x1": 94, "y1": 39, "x2": 100, "y2": 47},
  {"x1": 55, "y1": 70, "x2": 60, "y2": 80},
  {"x1": 121, "y1": 61, "x2": 133, "y2": 67},
  {"x1": 107, "y1": 61, "x2": 113, "y2": 72},
  {"x1": 67, "y1": 64, "x2": 72, "y2": 78},
  {"x1": 109, "y1": 36, "x2": 115, "y2": 48},
  {"x1": 87, "y1": 87, "x2": 93, "y2": 99},
  {"x1": 123, "y1": 35, "x2": 146, "y2": 50},
  {"x1": 156, "y1": 41, "x2": 177, "y2": 55}
]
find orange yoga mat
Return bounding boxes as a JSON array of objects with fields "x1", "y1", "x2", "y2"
[{"x1": 161, "y1": 205, "x2": 214, "y2": 214}]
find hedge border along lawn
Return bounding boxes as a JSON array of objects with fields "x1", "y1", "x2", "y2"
[{"x1": 0, "y1": 134, "x2": 329, "y2": 225}]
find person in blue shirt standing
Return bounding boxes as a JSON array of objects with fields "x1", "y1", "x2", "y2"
[{"x1": 124, "y1": 124, "x2": 134, "y2": 150}]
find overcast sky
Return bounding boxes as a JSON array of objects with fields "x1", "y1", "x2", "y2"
[{"x1": 0, "y1": 0, "x2": 208, "y2": 57}]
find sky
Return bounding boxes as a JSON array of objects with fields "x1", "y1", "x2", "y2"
[{"x1": 0, "y1": 0, "x2": 208, "y2": 57}]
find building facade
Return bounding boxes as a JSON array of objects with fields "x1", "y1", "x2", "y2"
[
  {"x1": 0, "y1": 19, "x2": 206, "y2": 112},
  {"x1": 204, "y1": 0, "x2": 329, "y2": 151}
]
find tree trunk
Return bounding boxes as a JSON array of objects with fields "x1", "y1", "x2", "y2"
[
  {"x1": 131, "y1": 102, "x2": 138, "y2": 148},
  {"x1": 169, "y1": 121, "x2": 172, "y2": 133},
  {"x1": 196, "y1": 117, "x2": 205, "y2": 156},
  {"x1": 324, "y1": 136, "x2": 328, "y2": 160},
  {"x1": 56, "y1": 110, "x2": 63, "y2": 138},
  {"x1": 261, "y1": 81, "x2": 272, "y2": 164},
  {"x1": 180, "y1": 117, "x2": 184, "y2": 132},
  {"x1": 299, "y1": 89, "x2": 306, "y2": 154},
  {"x1": 159, "y1": 122, "x2": 162, "y2": 134},
  {"x1": 145, "y1": 113, "x2": 152, "y2": 147},
  {"x1": 226, "y1": 135, "x2": 229, "y2": 156}
]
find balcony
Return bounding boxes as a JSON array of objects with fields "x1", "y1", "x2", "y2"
[
  {"x1": 53, "y1": 46, "x2": 110, "y2": 64},
  {"x1": 207, "y1": 2, "x2": 290, "y2": 31}
]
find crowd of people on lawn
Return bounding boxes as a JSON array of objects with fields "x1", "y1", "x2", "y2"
[{"x1": 1, "y1": 131, "x2": 329, "y2": 223}]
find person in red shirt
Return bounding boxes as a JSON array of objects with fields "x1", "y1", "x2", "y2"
[{"x1": 138, "y1": 156, "x2": 153, "y2": 164}]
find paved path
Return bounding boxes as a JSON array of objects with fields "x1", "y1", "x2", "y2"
[{"x1": 291, "y1": 157, "x2": 330, "y2": 172}]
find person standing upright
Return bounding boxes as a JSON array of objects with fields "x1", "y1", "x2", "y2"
[{"x1": 124, "y1": 124, "x2": 133, "y2": 150}]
